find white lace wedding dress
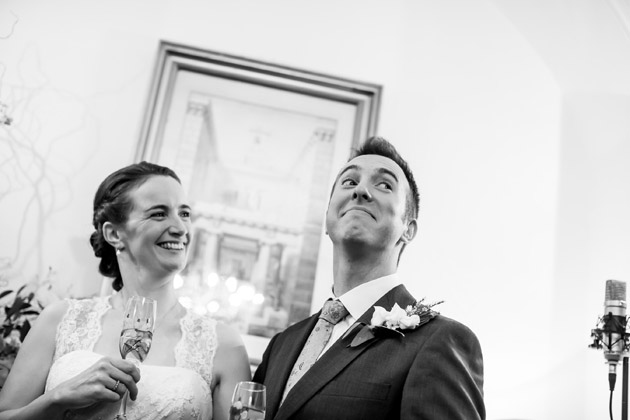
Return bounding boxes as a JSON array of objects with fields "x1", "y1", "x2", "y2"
[{"x1": 45, "y1": 296, "x2": 217, "y2": 420}]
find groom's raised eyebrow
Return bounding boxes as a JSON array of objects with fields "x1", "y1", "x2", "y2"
[
  {"x1": 336, "y1": 164, "x2": 360, "y2": 182},
  {"x1": 335, "y1": 164, "x2": 399, "y2": 183},
  {"x1": 375, "y1": 167, "x2": 399, "y2": 183}
]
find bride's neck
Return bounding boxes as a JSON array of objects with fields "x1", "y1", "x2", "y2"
[{"x1": 116, "y1": 283, "x2": 179, "y2": 315}]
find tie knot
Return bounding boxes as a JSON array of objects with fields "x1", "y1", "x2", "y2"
[{"x1": 319, "y1": 299, "x2": 348, "y2": 325}]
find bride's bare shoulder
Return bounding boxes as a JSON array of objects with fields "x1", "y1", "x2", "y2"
[{"x1": 36, "y1": 299, "x2": 70, "y2": 327}]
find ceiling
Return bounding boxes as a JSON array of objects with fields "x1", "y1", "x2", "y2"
[{"x1": 492, "y1": 0, "x2": 630, "y2": 94}]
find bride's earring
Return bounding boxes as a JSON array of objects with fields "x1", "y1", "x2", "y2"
[{"x1": 116, "y1": 246, "x2": 124, "y2": 256}]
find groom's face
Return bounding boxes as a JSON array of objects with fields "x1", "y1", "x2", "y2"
[{"x1": 325, "y1": 154, "x2": 412, "y2": 253}]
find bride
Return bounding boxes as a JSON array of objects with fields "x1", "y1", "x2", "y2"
[{"x1": 0, "y1": 162, "x2": 251, "y2": 419}]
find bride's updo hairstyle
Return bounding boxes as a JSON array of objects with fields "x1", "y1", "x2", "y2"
[{"x1": 90, "y1": 161, "x2": 181, "y2": 291}]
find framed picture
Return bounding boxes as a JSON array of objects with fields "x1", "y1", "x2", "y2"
[{"x1": 136, "y1": 41, "x2": 382, "y2": 365}]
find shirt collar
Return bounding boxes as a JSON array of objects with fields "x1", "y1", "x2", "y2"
[{"x1": 335, "y1": 273, "x2": 401, "y2": 320}]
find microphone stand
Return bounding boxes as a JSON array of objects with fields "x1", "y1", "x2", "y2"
[
  {"x1": 623, "y1": 356, "x2": 628, "y2": 420},
  {"x1": 590, "y1": 313, "x2": 630, "y2": 420}
]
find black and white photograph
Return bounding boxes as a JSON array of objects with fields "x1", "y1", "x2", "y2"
[{"x1": 1, "y1": 1, "x2": 630, "y2": 419}]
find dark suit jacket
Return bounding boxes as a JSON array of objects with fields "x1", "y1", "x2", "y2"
[{"x1": 253, "y1": 284, "x2": 485, "y2": 420}]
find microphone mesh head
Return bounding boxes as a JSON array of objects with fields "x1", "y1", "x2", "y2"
[{"x1": 605, "y1": 279, "x2": 627, "y2": 301}]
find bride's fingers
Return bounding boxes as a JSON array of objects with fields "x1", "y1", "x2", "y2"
[
  {"x1": 102, "y1": 358, "x2": 140, "y2": 401},
  {"x1": 107, "y1": 378, "x2": 137, "y2": 402},
  {"x1": 99, "y1": 379, "x2": 124, "y2": 403},
  {"x1": 105, "y1": 378, "x2": 124, "y2": 397},
  {"x1": 110, "y1": 372, "x2": 138, "y2": 401},
  {"x1": 110, "y1": 358, "x2": 141, "y2": 383}
]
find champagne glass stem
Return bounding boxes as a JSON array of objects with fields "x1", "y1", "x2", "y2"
[
  {"x1": 117, "y1": 390, "x2": 128, "y2": 418},
  {"x1": 116, "y1": 358, "x2": 138, "y2": 418}
]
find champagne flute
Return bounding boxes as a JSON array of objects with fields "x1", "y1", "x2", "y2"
[
  {"x1": 114, "y1": 296, "x2": 156, "y2": 420},
  {"x1": 229, "y1": 381, "x2": 266, "y2": 420}
]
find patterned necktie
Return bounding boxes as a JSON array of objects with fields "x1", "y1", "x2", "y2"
[{"x1": 281, "y1": 299, "x2": 349, "y2": 403}]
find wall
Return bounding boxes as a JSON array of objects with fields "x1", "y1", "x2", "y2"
[
  {"x1": 1, "y1": 0, "x2": 629, "y2": 418},
  {"x1": 554, "y1": 94, "x2": 630, "y2": 420}
]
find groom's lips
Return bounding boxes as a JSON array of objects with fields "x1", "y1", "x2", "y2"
[{"x1": 342, "y1": 206, "x2": 376, "y2": 220}]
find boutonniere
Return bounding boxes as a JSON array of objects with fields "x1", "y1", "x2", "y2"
[{"x1": 349, "y1": 298, "x2": 443, "y2": 348}]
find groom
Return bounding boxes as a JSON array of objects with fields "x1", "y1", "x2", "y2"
[{"x1": 253, "y1": 136, "x2": 485, "y2": 419}]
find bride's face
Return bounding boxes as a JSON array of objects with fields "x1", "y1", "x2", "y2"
[{"x1": 119, "y1": 175, "x2": 192, "y2": 279}]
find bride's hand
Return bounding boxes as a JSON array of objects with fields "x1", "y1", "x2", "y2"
[{"x1": 48, "y1": 357, "x2": 141, "y2": 410}]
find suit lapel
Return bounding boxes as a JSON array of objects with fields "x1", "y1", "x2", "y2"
[
  {"x1": 273, "y1": 284, "x2": 416, "y2": 420},
  {"x1": 266, "y1": 314, "x2": 319, "y2": 418},
  {"x1": 274, "y1": 323, "x2": 370, "y2": 420}
]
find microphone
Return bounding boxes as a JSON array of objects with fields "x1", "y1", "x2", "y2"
[{"x1": 590, "y1": 279, "x2": 628, "y2": 391}]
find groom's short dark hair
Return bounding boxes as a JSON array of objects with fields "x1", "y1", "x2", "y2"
[{"x1": 350, "y1": 136, "x2": 420, "y2": 222}]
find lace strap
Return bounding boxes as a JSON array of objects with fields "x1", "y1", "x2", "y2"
[
  {"x1": 53, "y1": 296, "x2": 111, "y2": 362},
  {"x1": 175, "y1": 310, "x2": 217, "y2": 390}
]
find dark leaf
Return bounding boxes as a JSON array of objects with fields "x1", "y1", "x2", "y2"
[
  {"x1": 20, "y1": 321, "x2": 31, "y2": 341},
  {"x1": 372, "y1": 325, "x2": 405, "y2": 338},
  {"x1": 349, "y1": 325, "x2": 377, "y2": 348},
  {"x1": 21, "y1": 310, "x2": 39, "y2": 316},
  {"x1": 6, "y1": 298, "x2": 24, "y2": 318},
  {"x1": 0, "y1": 290, "x2": 13, "y2": 300},
  {"x1": 341, "y1": 322, "x2": 363, "y2": 340}
]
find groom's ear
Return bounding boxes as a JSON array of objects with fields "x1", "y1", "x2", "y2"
[{"x1": 400, "y1": 219, "x2": 418, "y2": 244}]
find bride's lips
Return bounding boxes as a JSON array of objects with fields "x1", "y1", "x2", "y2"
[{"x1": 157, "y1": 241, "x2": 187, "y2": 250}]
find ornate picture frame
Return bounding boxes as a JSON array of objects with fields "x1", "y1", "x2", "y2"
[{"x1": 136, "y1": 40, "x2": 381, "y2": 364}]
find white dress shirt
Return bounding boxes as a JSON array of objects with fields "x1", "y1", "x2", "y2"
[{"x1": 318, "y1": 273, "x2": 402, "y2": 358}]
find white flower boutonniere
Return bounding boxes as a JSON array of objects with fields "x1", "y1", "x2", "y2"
[
  {"x1": 349, "y1": 298, "x2": 443, "y2": 348},
  {"x1": 371, "y1": 303, "x2": 421, "y2": 331}
]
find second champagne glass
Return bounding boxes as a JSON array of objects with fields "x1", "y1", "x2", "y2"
[
  {"x1": 114, "y1": 296, "x2": 156, "y2": 420},
  {"x1": 229, "y1": 381, "x2": 266, "y2": 420}
]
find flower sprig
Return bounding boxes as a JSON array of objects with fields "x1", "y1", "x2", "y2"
[
  {"x1": 371, "y1": 298, "x2": 444, "y2": 334},
  {"x1": 0, "y1": 285, "x2": 41, "y2": 358},
  {"x1": 349, "y1": 298, "x2": 443, "y2": 347}
]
